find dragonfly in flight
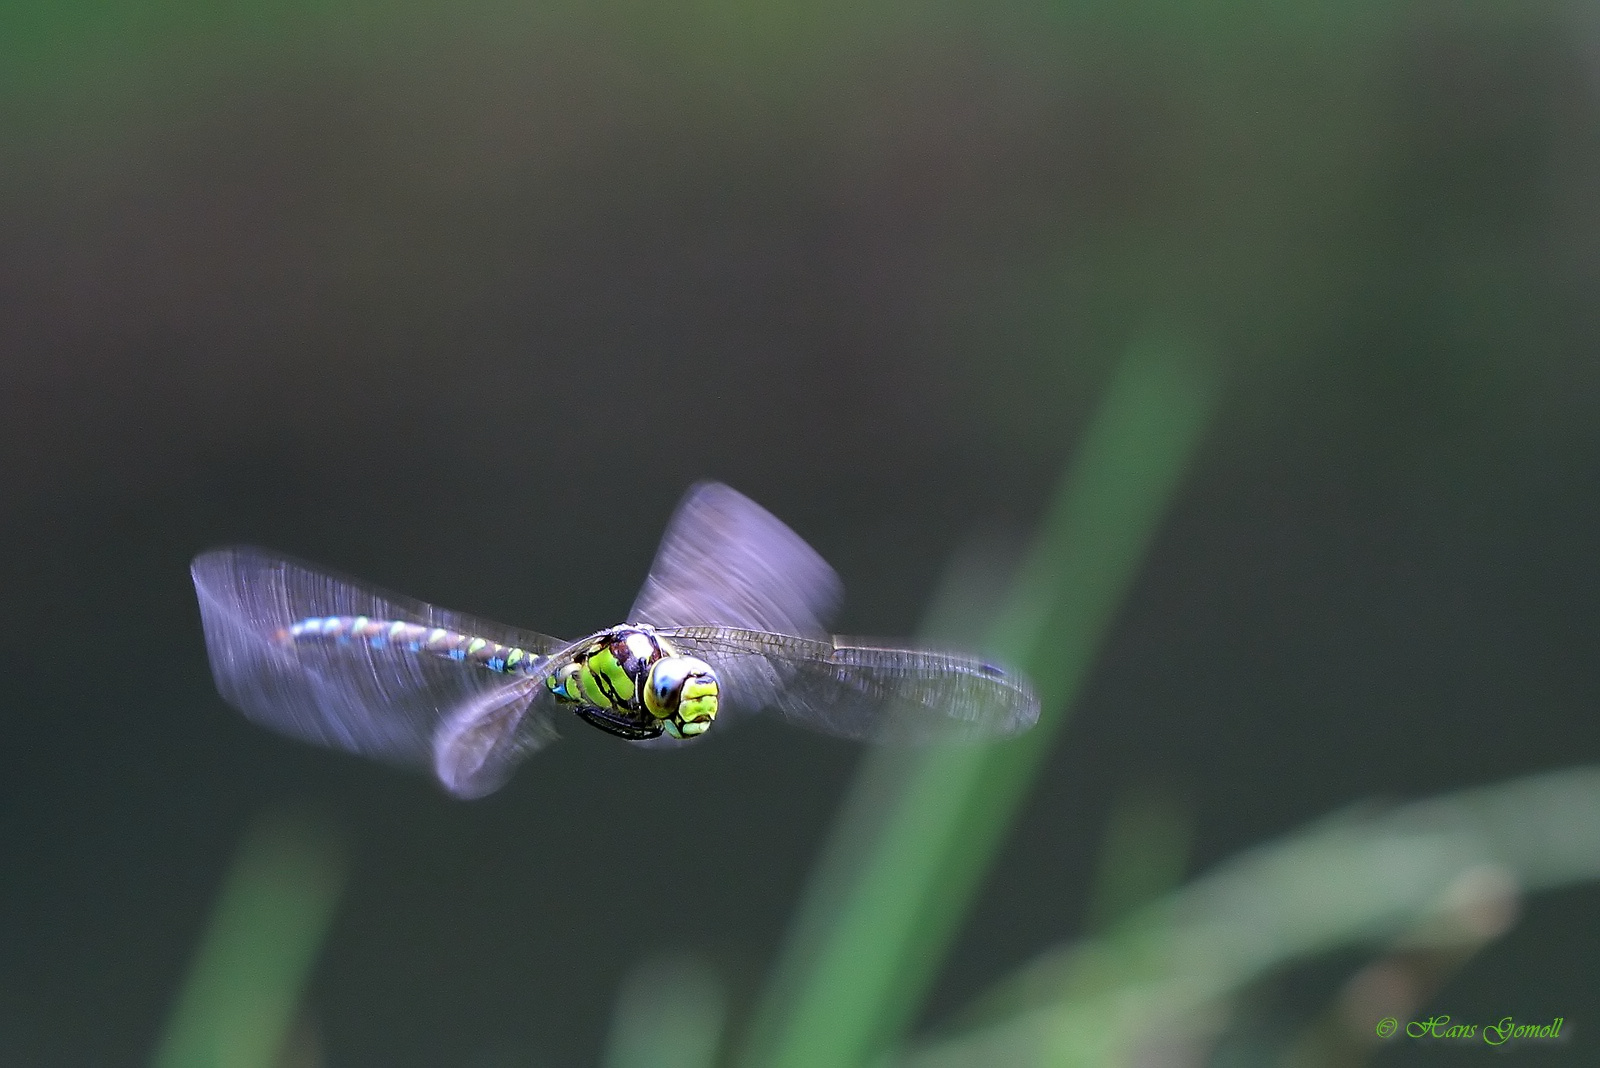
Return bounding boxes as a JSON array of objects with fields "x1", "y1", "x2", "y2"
[{"x1": 192, "y1": 483, "x2": 1038, "y2": 797}]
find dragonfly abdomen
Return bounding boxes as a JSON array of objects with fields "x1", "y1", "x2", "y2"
[{"x1": 279, "y1": 616, "x2": 547, "y2": 676}]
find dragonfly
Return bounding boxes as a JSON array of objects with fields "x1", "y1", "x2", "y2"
[{"x1": 192, "y1": 482, "x2": 1038, "y2": 798}]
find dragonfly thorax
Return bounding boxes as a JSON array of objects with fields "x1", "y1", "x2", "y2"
[{"x1": 545, "y1": 625, "x2": 719, "y2": 741}]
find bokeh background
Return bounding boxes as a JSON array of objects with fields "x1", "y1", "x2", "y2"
[{"x1": 3, "y1": 1, "x2": 1599, "y2": 1064}]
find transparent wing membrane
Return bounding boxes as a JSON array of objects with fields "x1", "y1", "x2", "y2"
[
  {"x1": 191, "y1": 547, "x2": 571, "y2": 794},
  {"x1": 661, "y1": 627, "x2": 1039, "y2": 742},
  {"x1": 630, "y1": 482, "x2": 841, "y2": 639},
  {"x1": 431, "y1": 677, "x2": 557, "y2": 799}
]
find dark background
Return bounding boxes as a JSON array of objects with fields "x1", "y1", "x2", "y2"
[{"x1": 3, "y1": 2, "x2": 1598, "y2": 1063}]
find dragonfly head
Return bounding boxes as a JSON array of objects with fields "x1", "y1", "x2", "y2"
[{"x1": 644, "y1": 656, "x2": 719, "y2": 739}]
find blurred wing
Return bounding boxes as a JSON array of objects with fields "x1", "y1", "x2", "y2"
[
  {"x1": 431, "y1": 677, "x2": 562, "y2": 799},
  {"x1": 629, "y1": 483, "x2": 842, "y2": 639},
  {"x1": 191, "y1": 546, "x2": 572, "y2": 796},
  {"x1": 661, "y1": 626, "x2": 1040, "y2": 742}
]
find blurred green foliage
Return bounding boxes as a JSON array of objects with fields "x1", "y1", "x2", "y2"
[
  {"x1": 153, "y1": 811, "x2": 344, "y2": 1068},
  {"x1": 603, "y1": 953, "x2": 726, "y2": 1068},
  {"x1": 6, "y1": 0, "x2": 1590, "y2": 1062},
  {"x1": 742, "y1": 336, "x2": 1218, "y2": 1067},
  {"x1": 901, "y1": 765, "x2": 1600, "y2": 1067}
]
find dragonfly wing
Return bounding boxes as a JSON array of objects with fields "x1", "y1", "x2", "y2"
[
  {"x1": 191, "y1": 546, "x2": 571, "y2": 794},
  {"x1": 661, "y1": 626, "x2": 1040, "y2": 742},
  {"x1": 628, "y1": 483, "x2": 841, "y2": 640},
  {"x1": 432, "y1": 678, "x2": 562, "y2": 798}
]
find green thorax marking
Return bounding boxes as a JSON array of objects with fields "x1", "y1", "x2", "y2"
[{"x1": 546, "y1": 625, "x2": 674, "y2": 740}]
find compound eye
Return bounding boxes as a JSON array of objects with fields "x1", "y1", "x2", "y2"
[{"x1": 644, "y1": 660, "x2": 689, "y2": 718}]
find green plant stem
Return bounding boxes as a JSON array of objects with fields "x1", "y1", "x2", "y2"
[
  {"x1": 152, "y1": 810, "x2": 345, "y2": 1068},
  {"x1": 900, "y1": 764, "x2": 1600, "y2": 1068},
  {"x1": 741, "y1": 335, "x2": 1220, "y2": 1068}
]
